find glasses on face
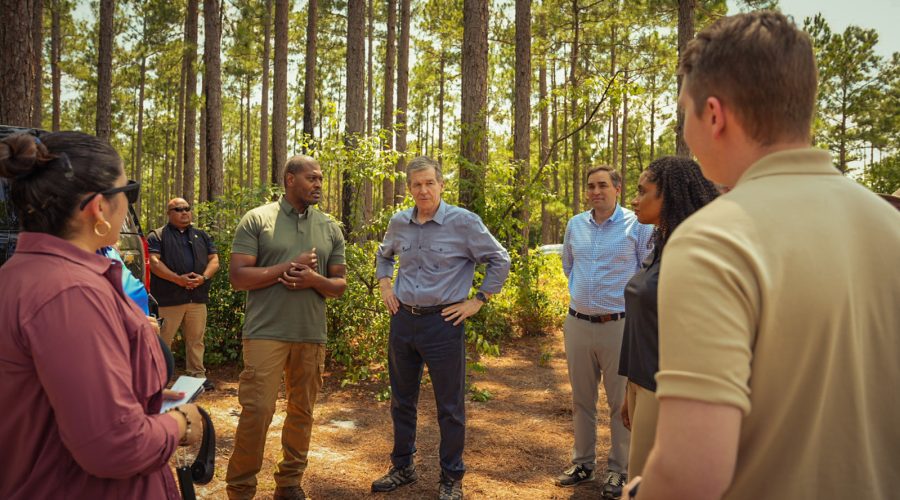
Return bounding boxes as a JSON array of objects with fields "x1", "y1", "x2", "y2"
[
  {"x1": 169, "y1": 206, "x2": 191, "y2": 213},
  {"x1": 79, "y1": 179, "x2": 141, "y2": 210}
]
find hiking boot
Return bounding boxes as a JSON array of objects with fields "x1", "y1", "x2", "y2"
[
  {"x1": 273, "y1": 485, "x2": 306, "y2": 500},
  {"x1": 202, "y1": 378, "x2": 216, "y2": 391},
  {"x1": 600, "y1": 470, "x2": 627, "y2": 499},
  {"x1": 438, "y1": 474, "x2": 463, "y2": 500},
  {"x1": 555, "y1": 463, "x2": 595, "y2": 487},
  {"x1": 371, "y1": 464, "x2": 418, "y2": 492}
]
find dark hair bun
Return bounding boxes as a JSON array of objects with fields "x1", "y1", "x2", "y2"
[{"x1": 0, "y1": 133, "x2": 54, "y2": 180}]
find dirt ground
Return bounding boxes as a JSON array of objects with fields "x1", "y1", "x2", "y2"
[{"x1": 186, "y1": 329, "x2": 615, "y2": 499}]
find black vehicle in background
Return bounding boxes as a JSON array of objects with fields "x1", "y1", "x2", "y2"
[{"x1": 0, "y1": 125, "x2": 150, "y2": 287}]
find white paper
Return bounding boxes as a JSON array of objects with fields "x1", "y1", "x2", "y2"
[{"x1": 159, "y1": 375, "x2": 206, "y2": 413}]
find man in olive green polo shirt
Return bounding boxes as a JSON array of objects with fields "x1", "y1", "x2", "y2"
[{"x1": 225, "y1": 155, "x2": 347, "y2": 500}]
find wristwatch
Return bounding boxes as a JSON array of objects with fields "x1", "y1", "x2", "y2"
[{"x1": 475, "y1": 291, "x2": 488, "y2": 303}]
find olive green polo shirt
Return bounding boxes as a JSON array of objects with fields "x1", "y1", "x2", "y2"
[{"x1": 232, "y1": 197, "x2": 346, "y2": 343}]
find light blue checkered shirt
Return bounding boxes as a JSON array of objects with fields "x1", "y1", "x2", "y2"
[{"x1": 562, "y1": 205, "x2": 654, "y2": 315}]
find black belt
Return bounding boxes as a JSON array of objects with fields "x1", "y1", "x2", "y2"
[
  {"x1": 568, "y1": 307, "x2": 625, "y2": 323},
  {"x1": 400, "y1": 302, "x2": 459, "y2": 316}
]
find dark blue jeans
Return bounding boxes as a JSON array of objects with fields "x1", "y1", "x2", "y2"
[{"x1": 389, "y1": 307, "x2": 466, "y2": 480}]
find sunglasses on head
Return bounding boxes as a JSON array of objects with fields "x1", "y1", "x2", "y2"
[
  {"x1": 79, "y1": 180, "x2": 141, "y2": 210},
  {"x1": 169, "y1": 206, "x2": 191, "y2": 213}
]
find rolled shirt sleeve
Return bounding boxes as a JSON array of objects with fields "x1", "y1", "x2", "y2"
[
  {"x1": 464, "y1": 212, "x2": 511, "y2": 294},
  {"x1": 375, "y1": 215, "x2": 402, "y2": 280},
  {"x1": 634, "y1": 222, "x2": 654, "y2": 267},
  {"x1": 562, "y1": 218, "x2": 574, "y2": 278},
  {"x1": 24, "y1": 286, "x2": 179, "y2": 478},
  {"x1": 656, "y1": 227, "x2": 758, "y2": 416}
]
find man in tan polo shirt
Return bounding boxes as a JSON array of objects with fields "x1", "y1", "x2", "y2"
[{"x1": 625, "y1": 11, "x2": 900, "y2": 500}]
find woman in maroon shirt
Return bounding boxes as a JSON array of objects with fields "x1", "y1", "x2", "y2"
[{"x1": 0, "y1": 132, "x2": 201, "y2": 499}]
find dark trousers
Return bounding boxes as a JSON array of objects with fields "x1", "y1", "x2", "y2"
[{"x1": 389, "y1": 307, "x2": 467, "y2": 480}]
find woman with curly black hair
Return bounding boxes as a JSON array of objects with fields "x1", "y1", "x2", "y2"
[{"x1": 616, "y1": 156, "x2": 719, "y2": 478}]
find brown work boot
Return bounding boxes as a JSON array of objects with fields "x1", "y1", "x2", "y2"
[{"x1": 273, "y1": 485, "x2": 307, "y2": 500}]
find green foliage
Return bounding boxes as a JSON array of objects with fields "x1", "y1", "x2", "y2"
[
  {"x1": 468, "y1": 386, "x2": 493, "y2": 402},
  {"x1": 805, "y1": 15, "x2": 883, "y2": 172},
  {"x1": 858, "y1": 154, "x2": 900, "y2": 195},
  {"x1": 326, "y1": 240, "x2": 392, "y2": 386}
]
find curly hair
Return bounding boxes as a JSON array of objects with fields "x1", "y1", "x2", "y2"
[{"x1": 644, "y1": 156, "x2": 719, "y2": 253}]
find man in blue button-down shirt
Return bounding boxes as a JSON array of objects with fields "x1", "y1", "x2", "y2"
[
  {"x1": 556, "y1": 165, "x2": 653, "y2": 498},
  {"x1": 371, "y1": 156, "x2": 510, "y2": 500}
]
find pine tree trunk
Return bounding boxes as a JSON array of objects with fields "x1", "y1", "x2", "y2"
[
  {"x1": 260, "y1": 0, "x2": 271, "y2": 184},
  {"x1": 246, "y1": 74, "x2": 253, "y2": 188},
  {"x1": 95, "y1": 0, "x2": 114, "y2": 140},
  {"x1": 32, "y1": 0, "x2": 43, "y2": 128},
  {"x1": 199, "y1": 89, "x2": 207, "y2": 202},
  {"x1": 513, "y1": 0, "x2": 531, "y2": 255},
  {"x1": 610, "y1": 23, "x2": 618, "y2": 169},
  {"x1": 272, "y1": 0, "x2": 288, "y2": 183},
  {"x1": 394, "y1": 0, "x2": 410, "y2": 202},
  {"x1": 362, "y1": 0, "x2": 374, "y2": 228},
  {"x1": 437, "y1": 50, "x2": 445, "y2": 166},
  {"x1": 183, "y1": 0, "x2": 199, "y2": 204},
  {"x1": 539, "y1": 37, "x2": 551, "y2": 244},
  {"x1": 135, "y1": 52, "x2": 146, "y2": 214},
  {"x1": 0, "y1": 0, "x2": 35, "y2": 126},
  {"x1": 676, "y1": 0, "x2": 694, "y2": 157},
  {"x1": 174, "y1": 65, "x2": 185, "y2": 197},
  {"x1": 459, "y1": 0, "x2": 489, "y2": 215},
  {"x1": 381, "y1": 0, "x2": 396, "y2": 209},
  {"x1": 569, "y1": 0, "x2": 580, "y2": 215},
  {"x1": 551, "y1": 60, "x2": 560, "y2": 240},
  {"x1": 51, "y1": 0, "x2": 61, "y2": 131},
  {"x1": 302, "y1": 0, "x2": 316, "y2": 142},
  {"x1": 343, "y1": 0, "x2": 366, "y2": 239},
  {"x1": 366, "y1": 0, "x2": 374, "y2": 136},
  {"x1": 203, "y1": 0, "x2": 223, "y2": 200},
  {"x1": 239, "y1": 83, "x2": 245, "y2": 190}
]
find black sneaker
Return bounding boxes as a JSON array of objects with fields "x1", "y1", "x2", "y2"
[
  {"x1": 555, "y1": 463, "x2": 595, "y2": 487},
  {"x1": 202, "y1": 379, "x2": 216, "y2": 391},
  {"x1": 438, "y1": 474, "x2": 463, "y2": 500},
  {"x1": 371, "y1": 464, "x2": 418, "y2": 493},
  {"x1": 601, "y1": 470, "x2": 626, "y2": 499}
]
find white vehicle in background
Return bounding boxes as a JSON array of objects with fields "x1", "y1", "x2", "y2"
[{"x1": 537, "y1": 243, "x2": 563, "y2": 255}]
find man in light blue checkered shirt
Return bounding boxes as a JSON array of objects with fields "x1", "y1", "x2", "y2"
[{"x1": 555, "y1": 165, "x2": 654, "y2": 498}]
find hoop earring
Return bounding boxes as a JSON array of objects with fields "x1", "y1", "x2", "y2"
[{"x1": 94, "y1": 220, "x2": 112, "y2": 237}]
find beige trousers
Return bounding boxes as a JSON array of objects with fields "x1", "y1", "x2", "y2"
[
  {"x1": 625, "y1": 381, "x2": 660, "y2": 478},
  {"x1": 226, "y1": 339, "x2": 325, "y2": 500},
  {"x1": 563, "y1": 314, "x2": 629, "y2": 473},
  {"x1": 158, "y1": 303, "x2": 207, "y2": 377}
]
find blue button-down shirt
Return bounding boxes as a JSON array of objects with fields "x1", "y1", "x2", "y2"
[
  {"x1": 376, "y1": 201, "x2": 511, "y2": 306},
  {"x1": 562, "y1": 205, "x2": 654, "y2": 315}
]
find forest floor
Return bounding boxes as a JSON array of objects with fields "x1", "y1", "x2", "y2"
[{"x1": 187, "y1": 328, "x2": 615, "y2": 499}]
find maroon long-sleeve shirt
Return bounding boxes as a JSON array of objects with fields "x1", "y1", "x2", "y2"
[{"x1": 0, "y1": 232, "x2": 180, "y2": 499}]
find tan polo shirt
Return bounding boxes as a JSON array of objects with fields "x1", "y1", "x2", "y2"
[{"x1": 656, "y1": 148, "x2": 900, "y2": 499}]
